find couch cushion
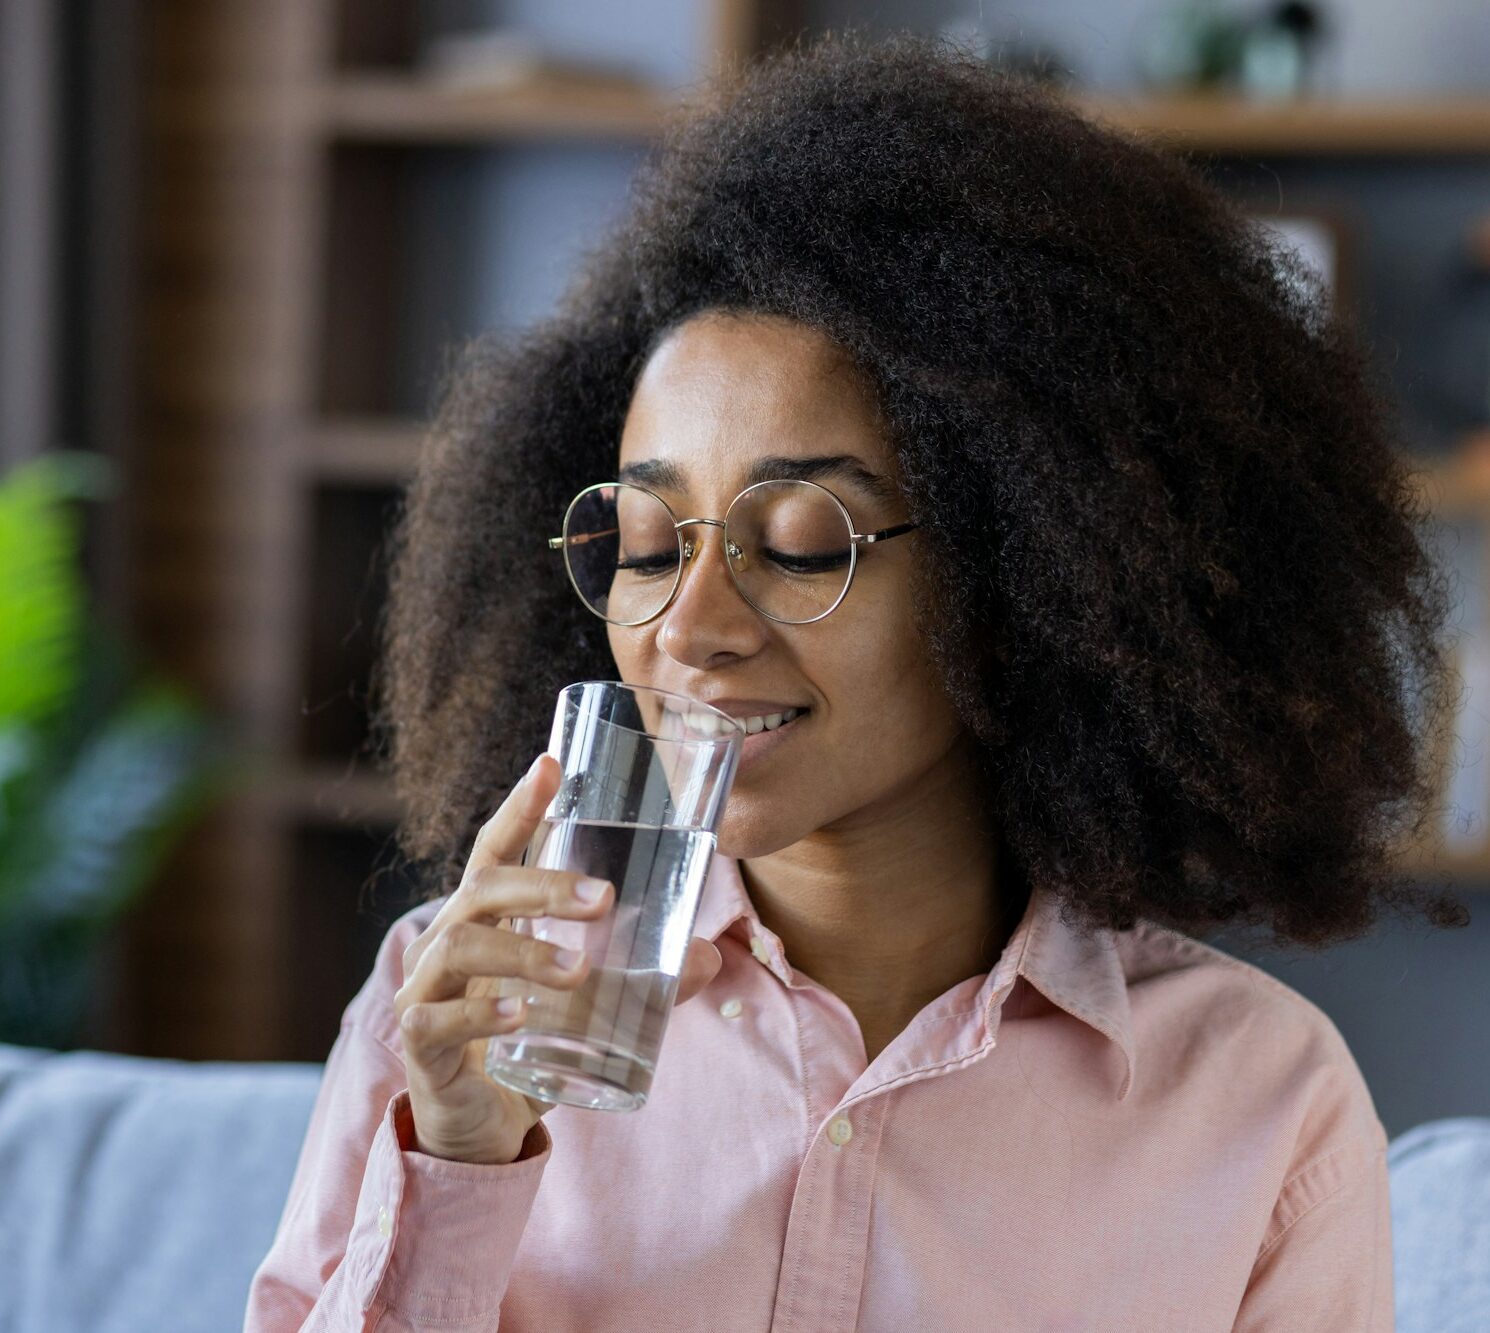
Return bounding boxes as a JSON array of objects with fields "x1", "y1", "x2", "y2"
[
  {"x1": 0, "y1": 1043, "x2": 322, "y2": 1333},
  {"x1": 1388, "y1": 1116, "x2": 1490, "y2": 1333}
]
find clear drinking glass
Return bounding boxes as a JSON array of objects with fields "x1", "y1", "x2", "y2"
[{"x1": 484, "y1": 681, "x2": 744, "y2": 1112}]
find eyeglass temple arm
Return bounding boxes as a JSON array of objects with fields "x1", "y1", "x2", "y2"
[
  {"x1": 854, "y1": 520, "x2": 919, "y2": 544},
  {"x1": 548, "y1": 527, "x2": 619, "y2": 549}
]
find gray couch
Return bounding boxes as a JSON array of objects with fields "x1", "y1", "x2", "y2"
[{"x1": 0, "y1": 1042, "x2": 1486, "y2": 1332}]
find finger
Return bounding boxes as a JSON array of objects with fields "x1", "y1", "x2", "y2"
[
  {"x1": 674, "y1": 937, "x2": 723, "y2": 1007},
  {"x1": 404, "y1": 862, "x2": 613, "y2": 982},
  {"x1": 402, "y1": 754, "x2": 561, "y2": 977},
  {"x1": 398, "y1": 991, "x2": 529, "y2": 1085},
  {"x1": 405, "y1": 916, "x2": 591, "y2": 1005},
  {"x1": 468, "y1": 752, "x2": 561, "y2": 872},
  {"x1": 462, "y1": 861, "x2": 615, "y2": 926}
]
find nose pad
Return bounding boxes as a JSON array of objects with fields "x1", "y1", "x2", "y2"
[
  {"x1": 673, "y1": 527, "x2": 752, "y2": 618},
  {"x1": 681, "y1": 532, "x2": 750, "y2": 573}
]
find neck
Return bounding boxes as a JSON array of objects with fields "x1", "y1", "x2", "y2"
[{"x1": 740, "y1": 731, "x2": 1024, "y2": 1049}]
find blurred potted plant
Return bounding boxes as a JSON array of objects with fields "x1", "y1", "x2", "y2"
[
  {"x1": 0, "y1": 451, "x2": 243, "y2": 1049},
  {"x1": 1135, "y1": 0, "x2": 1330, "y2": 97}
]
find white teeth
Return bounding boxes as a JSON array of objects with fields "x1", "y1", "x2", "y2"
[{"x1": 674, "y1": 705, "x2": 806, "y2": 734}]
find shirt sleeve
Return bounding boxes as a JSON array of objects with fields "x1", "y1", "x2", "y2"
[
  {"x1": 1231, "y1": 1132, "x2": 1395, "y2": 1332},
  {"x1": 243, "y1": 907, "x2": 555, "y2": 1332}
]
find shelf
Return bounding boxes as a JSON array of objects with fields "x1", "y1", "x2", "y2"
[
  {"x1": 315, "y1": 81, "x2": 1490, "y2": 155},
  {"x1": 305, "y1": 417, "x2": 426, "y2": 484},
  {"x1": 1401, "y1": 433, "x2": 1490, "y2": 516},
  {"x1": 273, "y1": 761, "x2": 403, "y2": 828},
  {"x1": 319, "y1": 71, "x2": 671, "y2": 142},
  {"x1": 1389, "y1": 831, "x2": 1490, "y2": 884},
  {"x1": 1070, "y1": 93, "x2": 1490, "y2": 155}
]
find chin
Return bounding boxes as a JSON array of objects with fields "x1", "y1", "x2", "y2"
[{"x1": 713, "y1": 799, "x2": 810, "y2": 860}]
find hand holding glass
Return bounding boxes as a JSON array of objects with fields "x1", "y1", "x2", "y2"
[{"x1": 484, "y1": 681, "x2": 744, "y2": 1112}]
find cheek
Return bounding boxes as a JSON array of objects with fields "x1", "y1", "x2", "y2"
[
  {"x1": 606, "y1": 626, "x2": 644, "y2": 681},
  {"x1": 818, "y1": 595, "x2": 958, "y2": 742}
]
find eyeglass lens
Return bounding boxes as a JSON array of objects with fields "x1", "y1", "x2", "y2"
[{"x1": 562, "y1": 481, "x2": 855, "y2": 624}]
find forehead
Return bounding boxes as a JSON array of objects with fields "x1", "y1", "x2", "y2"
[{"x1": 618, "y1": 313, "x2": 895, "y2": 491}]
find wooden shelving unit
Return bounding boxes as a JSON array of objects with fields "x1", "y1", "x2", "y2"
[
  {"x1": 1071, "y1": 93, "x2": 1490, "y2": 156},
  {"x1": 126, "y1": 3, "x2": 1490, "y2": 1062},
  {"x1": 319, "y1": 72, "x2": 672, "y2": 142},
  {"x1": 124, "y1": 0, "x2": 803, "y2": 1063}
]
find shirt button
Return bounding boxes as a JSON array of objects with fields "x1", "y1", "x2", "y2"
[
  {"x1": 719, "y1": 997, "x2": 744, "y2": 1019},
  {"x1": 827, "y1": 1116, "x2": 853, "y2": 1147},
  {"x1": 376, "y1": 1204, "x2": 392, "y2": 1238},
  {"x1": 750, "y1": 936, "x2": 771, "y2": 965}
]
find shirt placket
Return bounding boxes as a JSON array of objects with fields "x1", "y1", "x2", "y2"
[
  {"x1": 772, "y1": 1090, "x2": 887, "y2": 1333},
  {"x1": 740, "y1": 924, "x2": 908, "y2": 1333}
]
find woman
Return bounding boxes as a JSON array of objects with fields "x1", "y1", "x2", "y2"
[{"x1": 246, "y1": 31, "x2": 1466, "y2": 1332}]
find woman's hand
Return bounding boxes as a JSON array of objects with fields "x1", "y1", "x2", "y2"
[{"x1": 392, "y1": 753, "x2": 723, "y2": 1164}]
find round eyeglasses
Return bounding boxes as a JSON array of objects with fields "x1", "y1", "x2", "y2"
[{"x1": 548, "y1": 479, "x2": 919, "y2": 626}]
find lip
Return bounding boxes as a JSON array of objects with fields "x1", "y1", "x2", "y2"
[{"x1": 734, "y1": 706, "x2": 810, "y2": 770}]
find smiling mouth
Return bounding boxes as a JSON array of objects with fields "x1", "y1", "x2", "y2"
[{"x1": 667, "y1": 705, "x2": 811, "y2": 738}]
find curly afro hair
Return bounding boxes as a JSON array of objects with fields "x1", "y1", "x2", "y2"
[{"x1": 369, "y1": 28, "x2": 1471, "y2": 949}]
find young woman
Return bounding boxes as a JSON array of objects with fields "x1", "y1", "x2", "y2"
[{"x1": 246, "y1": 31, "x2": 1465, "y2": 1332}]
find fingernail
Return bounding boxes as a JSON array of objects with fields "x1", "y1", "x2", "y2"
[
  {"x1": 575, "y1": 878, "x2": 609, "y2": 903},
  {"x1": 553, "y1": 947, "x2": 584, "y2": 970},
  {"x1": 524, "y1": 754, "x2": 546, "y2": 785},
  {"x1": 496, "y1": 997, "x2": 522, "y2": 1016}
]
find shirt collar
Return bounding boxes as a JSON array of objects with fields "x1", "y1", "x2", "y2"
[{"x1": 692, "y1": 850, "x2": 1137, "y2": 1102}]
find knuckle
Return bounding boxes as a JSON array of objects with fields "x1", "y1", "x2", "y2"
[
  {"x1": 528, "y1": 867, "x2": 562, "y2": 906},
  {"x1": 463, "y1": 862, "x2": 498, "y2": 900},
  {"x1": 446, "y1": 919, "x2": 478, "y2": 953},
  {"x1": 473, "y1": 864, "x2": 522, "y2": 916},
  {"x1": 399, "y1": 1002, "x2": 432, "y2": 1039},
  {"x1": 437, "y1": 921, "x2": 473, "y2": 969}
]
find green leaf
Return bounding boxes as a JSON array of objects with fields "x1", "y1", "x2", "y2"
[
  {"x1": 0, "y1": 681, "x2": 243, "y2": 935},
  {"x1": 0, "y1": 451, "x2": 117, "y2": 725}
]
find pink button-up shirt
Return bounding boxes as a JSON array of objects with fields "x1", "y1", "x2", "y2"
[{"x1": 245, "y1": 851, "x2": 1394, "y2": 1331}]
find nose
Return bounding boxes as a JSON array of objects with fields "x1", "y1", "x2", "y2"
[{"x1": 656, "y1": 520, "x2": 765, "y2": 665}]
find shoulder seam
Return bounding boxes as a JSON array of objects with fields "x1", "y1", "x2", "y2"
[{"x1": 1257, "y1": 1137, "x2": 1383, "y2": 1261}]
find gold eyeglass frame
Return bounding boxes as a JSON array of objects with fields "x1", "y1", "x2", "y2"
[{"x1": 548, "y1": 478, "x2": 919, "y2": 626}]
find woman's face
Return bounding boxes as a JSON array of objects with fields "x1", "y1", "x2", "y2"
[{"x1": 608, "y1": 311, "x2": 967, "y2": 858}]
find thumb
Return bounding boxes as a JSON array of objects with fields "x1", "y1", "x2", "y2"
[{"x1": 674, "y1": 937, "x2": 723, "y2": 1006}]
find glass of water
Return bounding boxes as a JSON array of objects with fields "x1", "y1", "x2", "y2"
[{"x1": 484, "y1": 680, "x2": 744, "y2": 1112}]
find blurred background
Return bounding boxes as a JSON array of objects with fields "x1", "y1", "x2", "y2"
[{"x1": 2, "y1": 0, "x2": 1488, "y2": 1140}]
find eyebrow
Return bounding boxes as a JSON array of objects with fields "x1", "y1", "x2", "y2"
[{"x1": 616, "y1": 454, "x2": 899, "y2": 505}]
